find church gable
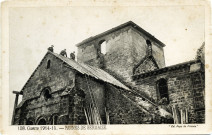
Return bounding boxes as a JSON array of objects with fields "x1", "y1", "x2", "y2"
[
  {"x1": 22, "y1": 52, "x2": 76, "y2": 100},
  {"x1": 133, "y1": 56, "x2": 159, "y2": 75}
]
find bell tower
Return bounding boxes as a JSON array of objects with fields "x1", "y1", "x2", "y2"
[{"x1": 76, "y1": 21, "x2": 165, "y2": 85}]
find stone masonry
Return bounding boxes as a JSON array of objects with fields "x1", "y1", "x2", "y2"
[{"x1": 12, "y1": 21, "x2": 205, "y2": 125}]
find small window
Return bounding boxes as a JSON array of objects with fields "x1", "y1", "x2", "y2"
[
  {"x1": 44, "y1": 89, "x2": 51, "y2": 100},
  {"x1": 157, "y1": 78, "x2": 169, "y2": 104},
  {"x1": 99, "y1": 40, "x2": 107, "y2": 55},
  {"x1": 47, "y1": 60, "x2": 51, "y2": 69},
  {"x1": 42, "y1": 88, "x2": 52, "y2": 100}
]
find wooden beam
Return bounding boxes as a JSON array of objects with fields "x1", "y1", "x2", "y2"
[{"x1": 12, "y1": 91, "x2": 21, "y2": 95}]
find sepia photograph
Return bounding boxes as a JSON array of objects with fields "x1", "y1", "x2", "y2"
[
  {"x1": 11, "y1": 21, "x2": 205, "y2": 125},
  {"x1": 1, "y1": 0, "x2": 212, "y2": 134}
]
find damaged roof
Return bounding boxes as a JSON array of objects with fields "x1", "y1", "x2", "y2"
[{"x1": 51, "y1": 52, "x2": 130, "y2": 91}]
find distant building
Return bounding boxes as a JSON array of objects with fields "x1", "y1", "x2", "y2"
[{"x1": 12, "y1": 21, "x2": 205, "y2": 125}]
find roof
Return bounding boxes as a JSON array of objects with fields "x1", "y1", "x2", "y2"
[
  {"x1": 17, "y1": 51, "x2": 171, "y2": 116},
  {"x1": 76, "y1": 21, "x2": 166, "y2": 47},
  {"x1": 20, "y1": 51, "x2": 130, "y2": 92},
  {"x1": 133, "y1": 60, "x2": 200, "y2": 80},
  {"x1": 50, "y1": 52, "x2": 131, "y2": 91}
]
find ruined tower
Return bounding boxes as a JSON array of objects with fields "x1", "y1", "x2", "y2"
[{"x1": 76, "y1": 21, "x2": 166, "y2": 86}]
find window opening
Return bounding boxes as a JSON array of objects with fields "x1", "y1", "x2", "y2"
[
  {"x1": 157, "y1": 78, "x2": 169, "y2": 104},
  {"x1": 47, "y1": 60, "x2": 51, "y2": 69},
  {"x1": 99, "y1": 40, "x2": 107, "y2": 55},
  {"x1": 42, "y1": 88, "x2": 52, "y2": 100}
]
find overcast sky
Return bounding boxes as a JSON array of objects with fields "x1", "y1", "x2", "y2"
[{"x1": 9, "y1": 5, "x2": 205, "y2": 121}]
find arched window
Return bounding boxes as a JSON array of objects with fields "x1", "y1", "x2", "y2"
[
  {"x1": 42, "y1": 87, "x2": 52, "y2": 101},
  {"x1": 99, "y1": 40, "x2": 107, "y2": 55},
  {"x1": 47, "y1": 60, "x2": 51, "y2": 69},
  {"x1": 157, "y1": 78, "x2": 169, "y2": 104},
  {"x1": 146, "y1": 40, "x2": 152, "y2": 56},
  {"x1": 50, "y1": 115, "x2": 58, "y2": 125},
  {"x1": 37, "y1": 118, "x2": 47, "y2": 125},
  {"x1": 43, "y1": 89, "x2": 51, "y2": 100}
]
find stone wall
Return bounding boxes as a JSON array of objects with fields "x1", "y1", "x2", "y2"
[
  {"x1": 106, "y1": 85, "x2": 160, "y2": 124},
  {"x1": 104, "y1": 26, "x2": 134, "y2": 84},
  {"x1": 134, "y1": 57, "x2": 158, "y2": 75},
  {"x1": 22, "y1": 53, "x2": 76, "y2": 100},
  {"x1": 75, "y1": 74, "x2": 106, "y2": 122},
  {"x1": 152, "y1": 42, "x2": 165, "y2": 68},
  {"x1": 77, "y1": 44, "x2": 98, "y2": 63},
  {"x1": 14, "y1": 87, "x2": 86, "y2": 125},
  {"x1": 131, "y1": 27, "x2": 165, "y2": 68},
  {"x1": 68, "y1": 88, "x2": 86, "y2": 124},
  {"x1": 77, "y1": 26, "x2": 134, "y2": 84},
  {"x1": 14, "y1": 90, "x2": 67, "y2": 125},
  {"x1": 190, "y1": 72, "x2": 205, "y2": 123},
  {"x1": 134, "y1": 62, "x2": 205, "y2": 123},
  {"x1": 14, "y1": 53, "x2": 87, "y2": 125},
  {"x1": 77, "y1": 26, "x2": 165, "y2": 87}
]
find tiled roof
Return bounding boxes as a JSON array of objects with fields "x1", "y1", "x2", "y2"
[{"x1": 51, "y1": 52, "x2": 130, "y2": 91}]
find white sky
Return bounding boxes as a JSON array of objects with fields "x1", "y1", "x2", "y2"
[{"x1": 9, "y1": 6, "x2": 205, "y2": 121}]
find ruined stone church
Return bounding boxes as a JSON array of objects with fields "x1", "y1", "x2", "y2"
[{"x1": 12, "y1": 21, "x2": 205, "y2": 125}]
